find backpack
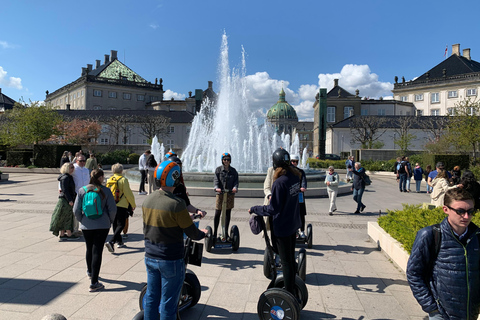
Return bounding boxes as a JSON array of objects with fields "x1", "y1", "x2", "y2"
[
  {"x1": 398, "y1": 161, "x2": 406, "y2": 174},
  {"x1": 106, "y1": 176, "x2": 124, "y2": 203},
  {"x1": 82, "y1": 186, "x2": 103, "y2": 219},
  {"x1": 363, "y1": 173, "x2": 372, "y2": 186},
  {"x1": 146, "y1": 154, "x2": 157, "y2": 168}
]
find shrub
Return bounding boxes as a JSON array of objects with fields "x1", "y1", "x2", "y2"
[
  {"x1": 307, "y1": 158, "x2": 345, "y2": 169},
  {"x1": 379, "y1": 204, "x2": 480, "y2": 253},
  {"x1": 97, "y1": 150, "x2": 132, "y2": 165},
  {"x1": 128, "y1": 153, "x2": 140, "y2": 165}
]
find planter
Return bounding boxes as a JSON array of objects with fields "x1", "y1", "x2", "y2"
[
  {"x1": 0, "y1": 173, "x2": 9, "y2": 181},
  {"x1": 367, "y1": 221, "x2": 410, "y2": 273}
]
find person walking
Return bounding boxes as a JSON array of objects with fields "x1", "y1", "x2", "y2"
[
  {"x1": 73, "y1": 169, "x2": 116, "y2": 292},
  {"x1": 146, "y1": 153, "x2": 158, "y2": 195},
  {"x1": 50, "y1": 162, "x2": 78, "y2": 240},
  {"x1": 138, "y1": 150, "x2": 149, "y2": 195},
  {"x1": 349, "y1": 162, "x2": 366, "y2": 214},
  {"x1": 213, "y1": 153, "x2": 239, "y2": 242},
  {"x1": 325, "y1": 166, "x2": 339, "y2": 215},
  {"x1": 290, "y1": 154, "x2": 308, "y2": 238},
  {"x1": 431, "y1": 170, "x2": 461, "y2": 207},
  {"x1": 345, "y1": 156, "x2": 354, "y2": 182},
  {"x1": 407, "y1": 188, "x2": 480, "y2": 320},
  {"x1": 249, "y1": 148, "x2": 302, "y2": 300},
  {"x1": 85, "y1": 153, "x2": 98, "y2": 174},
  {"x1": 413, "y1": 163, "x2": 424, "y2": 193},
  {"x1": 60, "y1": 151, "x2": 70, "y2": 168},
  {"x1": 424, "y1": 165, "x2": 433, "y2": 194},
  {"x1": 71, "y1": 154, "x2": 90, "y2": 235},
  {"x1": 105, "y1": 163, "x2": 136, "y2": 252},
  {"x1": 142, "y1": 160, "x2": 207, "y2": 320},
  {"x1": 397, "y1": 157, "x2": 408, "y2": 192},
  {"x1": 405, "y1": 157, "x2": 413, "y2": 192}
]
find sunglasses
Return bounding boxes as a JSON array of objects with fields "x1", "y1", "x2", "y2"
[
  {"x1": 445, "y1": 205, "x2": 476, "y2": 216},
  {"x1": 291, "y1": 160, "x2": 299, "y2": 163},
  {"x1": 77, "y1": 160, "x2": 86, "y2": 162},
  {"x1": 223, "y1": 159, "x2": 231, "y2": 162}
]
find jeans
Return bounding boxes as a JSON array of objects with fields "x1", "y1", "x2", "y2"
[
  {"x1": 82, "y1": 229, "x2": 109, "y2": 285},
  {"x1": 144, "y1": 257, "x2": 185, "y2": 320},
  {"x1": 327, "y1": 188, "x2": 338, "y2": 213},
  {"x1": 399, "y1": 173, "x2": 407, "y2": 191},
  {"x1": 139, "y1": 169, "x2": 147, "y2": 193},
  {"x1": 353, "y1": 188, "x2": 365, "y2": 212},
  {"x1": 427, "y1": 183, "x2": 433, "y2": 193},
  {"x1": 406, "y1": 176, "x2": 412, "y2": 191},
  {"x1": 415, "y1": 180, "x2": 422, "y2": 192}
]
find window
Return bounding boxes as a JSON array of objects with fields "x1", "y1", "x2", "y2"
[
  {"x1": 327, "y1": 106, "x2": 336, "y2": 123},
  {"x1": 165, "y1": 139, "x2": 174, "y2": 149},
  {"x1": 93, "y1": 90, "x2": 102, "y2": 97},
  {"x1": 304, "y1": 134, "x2": 309, "y2": 140},
  {"x1": 377, "y1": 109, "x2": 386, "y2": 115},
  {"x1": 415, "y1": 94, "x2": 424, "y2": 101},
  {"x1": 468, "y1": 107, "x2": 475, "y2": 116},
  {"x1": 467, "y1": 88, "x2": 477, "y2": 96},
  {"x1": 109, "y1": 91, "x2": 117, "y2": 98},
  {"x1": 416, "y1": 109, "x2": 423, "y2": 116},
  {"x1": 142, "y1": 139, "x2": 148, "y2": 144},
  {"x1": 431, "y1": 93, "x2": 440, "y2": 103},
  {"x1": 100, "y1": 138, "x2": 109, "y2": 144},
  {"x1": 344, "y1": 106, "x2": 354, "y2": 119},
  {"x1": 361, "y1": 109, "x2": 368, "y2": 116},
  {"x1": 168, "y1": 126, "x2": 175, "y2": 134},
  {"x1": 430, "y1": 109, "x2": 440, "y2": 116},
  {"x1": 93, "y1": 105, "x2": 102, "y2": 110},
  {"x1": 150, "y1": 96, "x2": 158, "y2": 102},
  {"x1": 123, "y1": 93, "x2": 131, "y2": 100},
  {"x1": 448, "y1": 90, "x2": 458, "y2": 98},
  {"x1": 401, "y1": 96, "x2": 408, "y2": 102},
  {"x1": 447, "y1": 108, "x2": 455, "y2": 115},
  {"x1": 137, "y1": 94, "x2": 145, "y2": 101},
  {"x1": 81, "y1": 90, "x2": 84, "y2": 96}
]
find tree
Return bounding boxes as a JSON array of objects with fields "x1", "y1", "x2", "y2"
[
  {"x1": 349, "y1": 116, "x2": 388, "y2": 149},
  {"x1": 393, "y1": 116, "x2": 417, "y2": 154},
  {"x1": 444, "y1": 98, "x2": 480, "y2": 164},
  {"x1": 50, "y1": 118, "x2": 102, "y2": 149},
  {"x1": 101, "y1": 114, "x2": 128, "y2": 145},
  {"x1": 0, "y1": 101, "x2": 62, "y2": 146},
  {"x1": 136, "y1": 114, "x2": 171, "y2": 142}
]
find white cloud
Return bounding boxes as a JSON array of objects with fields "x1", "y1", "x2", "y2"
[
  {"x1": 0, "y1": 41, "x2": 14, "y2": 49},
  {"x1": 149, "y1": 23, "x2": 159, "y2": 30},
  {"x1": 163, "y1": 89, "x2": 185, "y2": 100},
  {"x1": 0, "y1": 66, "x2": 22, "y2": 89}
]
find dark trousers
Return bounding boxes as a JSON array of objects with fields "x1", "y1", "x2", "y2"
[
  {"x1": 110, "y1": 207, "x2": 128, "y2": 244},
  {"x1": 83, "y1": 229, "x2": 109, "y2": 284},
  {"x1": 273, "y1": 233, "x2": 297, "y2": 297},
  {"x1": 399, "y1": 173, "x2": 407, "y2": 192},
  {"x1": 299, "y1": 202, "x2": 306, "y2": 231},
  {"x1": 213, "y1": 209, "x2": 231, "y2": 238},
  {"x1": 139, "y1": 169, "x2": 146, "y2": 192}
]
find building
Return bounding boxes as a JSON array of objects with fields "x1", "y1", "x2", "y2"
[
  {"x1": 266, "y1": 88, "x2": 298, "y2": 135},
  {"x1": 0, "y1": 88, "x2": 15, "y2": 113},
  {"x1": 295, "y1": 121, "x2": 314, "y2": 156},
  {"x1": 393, "y1": 43, "x2": 480, "y2": 116}
]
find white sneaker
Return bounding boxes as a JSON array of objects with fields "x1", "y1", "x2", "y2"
[
  {"x1": 139, "y1": 191, "x2": 147, "y2": 195},
  {"x1": 299, "y1": 231, "x2": 306, "y2": 239}
]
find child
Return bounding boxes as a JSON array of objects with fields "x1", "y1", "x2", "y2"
[{"x1": 413, "y1": 163, "x2": 424, "y2": 193}]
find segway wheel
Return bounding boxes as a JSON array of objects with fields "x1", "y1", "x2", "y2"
[
  {"x1": 230, "y1": 225, "x2": 240, "y2": 251},
  {"x1": 131, "y1": 310, "x2": 144, "y2": 320},
  {"x1": 139, "y1": 284, "x2": 147, "y2": 310},
  {"x1": 179, "y1": 269, "x2": 201, "y2": 310},
  {"x1": 257, "y1": 288, "x2": 300, "y2": 320},
  {"x1": 306, "y1": 224, "x2": 313, "y2": 249},
  {"x1": 297, "y1": 248, "x2": 307, "y2": 281},
  {"x1": 274, "y1": 275, "x2": 309, "y2": 309},
  {"x1": 263, "y1": 247, "x2": 273, "y2": 279},
  {"x1": 205, "y1": 226, "x2": 213, "y2": 252}
]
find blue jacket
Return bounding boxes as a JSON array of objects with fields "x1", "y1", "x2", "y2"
[
  {"x1": 250, "y1": 170, "x2": 301, "y2": 237},
  {"x1": 413, "y1": 167, "x2": 424, "y2": 181},
  {"x1": 406, "y1": 218, "x2": 480, "y2": 320}
]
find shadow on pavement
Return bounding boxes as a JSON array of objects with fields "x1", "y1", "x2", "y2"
[
  {"x1": 311, "y1": 273, "x2": 409, "y2": 294},
  {"x1": 0, "y1": 278, "x2": 75, "y2": 304}
]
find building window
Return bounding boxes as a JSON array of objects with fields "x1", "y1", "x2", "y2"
[
  {"x1": 430, "y1": 109, "x2": 440, "y2": 116},
  {"x1": 468, "y1": 107, "x2": 475, "y2": 116},
  {"x1": 100, "y1": 138, "x2": 109, "y2": 144},
  {"x1": 109, "y1": 91, "x2": 117, "y2": 98},
  {"x1": 93, "y1": 105, "x2": 102, "y2": 110},
  {"x1": 327, "y1": 106, "x2": 336, "y2": 123},
  {"x1": 150, "y1": 96, "x2": 158, "y2": 102},
  {"x1": 448, "y1": 90, "x2": 458, "y2": 98},
  {"x1": 415, "y1": 94, "x2": 424, "y2": 101},
  {"x1": 165, "y1": 139, "x2": 174, "y2": 149},
  {"x1": 142, "y1": 139, "x2": 148, "y2": 144},
  {"x1": 123, "y1": 93, "x2": 131, "y2": 100},
  {"x1": 467, "y1": 88, "x2": 477, "y2": 96},
  {"x1": 377, "y1": 109, "x2": 386, "y2": 116},
  {"x1": 447, "y1": 107, "x2": 455, "y2": 115},
  {"x1": 304, "y1": 134, "x2": 309, "y2": 140},
  {"x1": 168, "y1": 126, "x2": 175, "y2": 134},
  {"x1": 93, "y1": 90, "x2": 102, "y2": 97},
  {"x1": 361, "y1": 109, "x2": 368, "y2": 116},
  {"x1": 81, "y1": 90, "x2": 84, "y2": 96},
  {"x1": 344, "y1": 106, "x2": 354, "y2": 119},
  {"x1": 416, "y1": 109, "x2": 423, "y2": 116},
  {"x1": 137, "y1": 94, "x2": 145, "y2": 101},
  {"x1": 431, "y1": 93, "x2": 440, "y2": 103},
  {"x1": 401, "y1": 96, "x2": 408, "y2": 102}
]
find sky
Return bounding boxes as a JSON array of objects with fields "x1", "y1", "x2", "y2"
[{"x1": 1, "y1": 0, "x2": 480, "y2": 121}]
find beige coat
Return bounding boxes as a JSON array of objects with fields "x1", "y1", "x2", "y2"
[
  {"x1": 263, "y1": 167, "x2": 274, "y2": 205},
  {"x1": 430, "y1": 177, "x2": 457, "y2": 207}
]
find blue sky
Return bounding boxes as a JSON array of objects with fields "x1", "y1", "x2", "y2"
[{"x1": 1, "y1": 0, "x2": 480, "y2": 120}]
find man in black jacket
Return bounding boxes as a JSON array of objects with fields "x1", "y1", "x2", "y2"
[
  {"x1": 407, "y1": 188, "x2": 480, "y2": 320},
  {"x1": 349, "y1": 162, "x2": 366, "y2": 214}
]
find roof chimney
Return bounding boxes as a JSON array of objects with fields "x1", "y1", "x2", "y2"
[
  {"x1": 463, "y1": 48, "x2": 471, "y2": 60},
  {"x1": 95, "y1": 60, "x2": 101, "y2": 69},
  {"x1": 208, "y1": 81, "x2": 213, "y2": 89},
  {"x1": 87, "y1": 64, "x2": 93, "y2": 72},
  {"x1": 110, "y1": 50, "x2": 117, "y2": 61},
  {"x1": 104, "y1": 54, "x2": 110, "y2": 64},
  {"x1": 0, "y1": 88, "x2": 2, "y2": 95},
  {"x1": 334, "y1": 79, "x2": 339, "y2": 87},
  {"x1": 452, "y1": 44, "x2": 460, "y2": 56},
  {"x1": 81, "y1": 67, "x2": 88, "y2": 76}
]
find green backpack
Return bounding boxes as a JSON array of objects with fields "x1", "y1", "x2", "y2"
[{"x1": 82, "y1": 186, "x2": 103, "y2": 219}]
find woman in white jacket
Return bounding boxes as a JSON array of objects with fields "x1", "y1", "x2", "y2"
[
  {"x1": 325, "y1": 166, "x2": 340, "y2": 215},
  {"x1": 431, "y1": 169, "x2": 461, "y2": 207}
]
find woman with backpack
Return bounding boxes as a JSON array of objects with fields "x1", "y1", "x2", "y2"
[
  {"x1": 105, "y1": 163, "x2": 136, "y2": 252},
  {"x1": 73, "y1": 169, "x2": 116, "y2": 292}
]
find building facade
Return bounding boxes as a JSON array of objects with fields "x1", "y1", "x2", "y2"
[{"x1": 392, "y1": 44, "x2": 480, "y2": 116}]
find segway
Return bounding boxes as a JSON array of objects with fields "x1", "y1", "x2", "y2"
[
  {"x1": 296, "y1": 223, "x2": 313, "y2": 249},
  {"x1": 263, "y1": 247, "x2": 307, "y2": 282},
  {"x1": 133, "y1": 216, "x2": 204, "y2": 319},
  {"x1": 204, "y1": 189, "x2": 240, "y2": 252},
  {"x1": 257, "y1": 218, "x2": 308, "y2": 320}
]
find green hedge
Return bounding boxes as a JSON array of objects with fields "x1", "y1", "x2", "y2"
[
  {"x1": 97, "y1": 150, "x2": 132, "y2": 165},
  {"x1": 379, "y1": 204, "x2": 480, "y2": 253},
  {"x1": 422, "y1": 154, "x2": 470, "y2": 171},
  {"x1": 128, "y1": 153, "x2": 140, "y2": 165},
  {"x1": 6, "y1": 150, "x2": 34, "y2": 166},
  {"x1": 34, "y1": 145, "x2": 81, "y2": 168}
]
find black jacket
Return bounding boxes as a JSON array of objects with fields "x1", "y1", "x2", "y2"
[
  {"x1": 214, "y1": 165, "x2": 239, "y2": 193},
  {"x1": 58, "y1": 173, "x2": 76, "y2": 203},
  {"x1": 351, "y1": 167, "x2": 366, "y2": 190}
]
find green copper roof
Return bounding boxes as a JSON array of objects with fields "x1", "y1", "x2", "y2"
[
  {"x1": 98, "y1": 59, "x2": 147, "y2": 83},
  {"x1": 267, "y1": 88, "x2": 298, "y2": 120}
]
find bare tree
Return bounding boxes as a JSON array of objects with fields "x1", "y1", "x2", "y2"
[
  {"x1": 418, "y1": 116, "x2": 449, "y2": 144},
  {"x1": 349, "y1": 116, "x2": 388, "y2": 149},
  {"x1": 101, "y1": 114, "x2": 129, "y2": 145},
  {"x1": 135, "y1": 114, "x2": 171, "y2": 142},
  {"x1": 392, "y1": 116, "x2": 418, "y2": 153}
]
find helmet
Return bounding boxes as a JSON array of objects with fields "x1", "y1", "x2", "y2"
[
  {"x1": 169, "y1": 156, "x2": 182, "y2": 165},
  {"x1": 221, "y1": 153, "x2": 231, "y2": 161},
  {"x1": 272, "y1": 148, "x2": 290, "y2": 169},
  {"x1": 290, "y1": 154, "x2": 300, "y2": 161},
  {"x1": 164, "y1": 151, "x2": 177, "y2": 159},
  {"x1": 154, "y1": 160, "x2": 181, "y2": 188}
]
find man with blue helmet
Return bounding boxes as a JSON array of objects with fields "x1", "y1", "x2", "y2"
[{"x1": 142, "y1": 160, "x2": 207, "y2": 320}]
